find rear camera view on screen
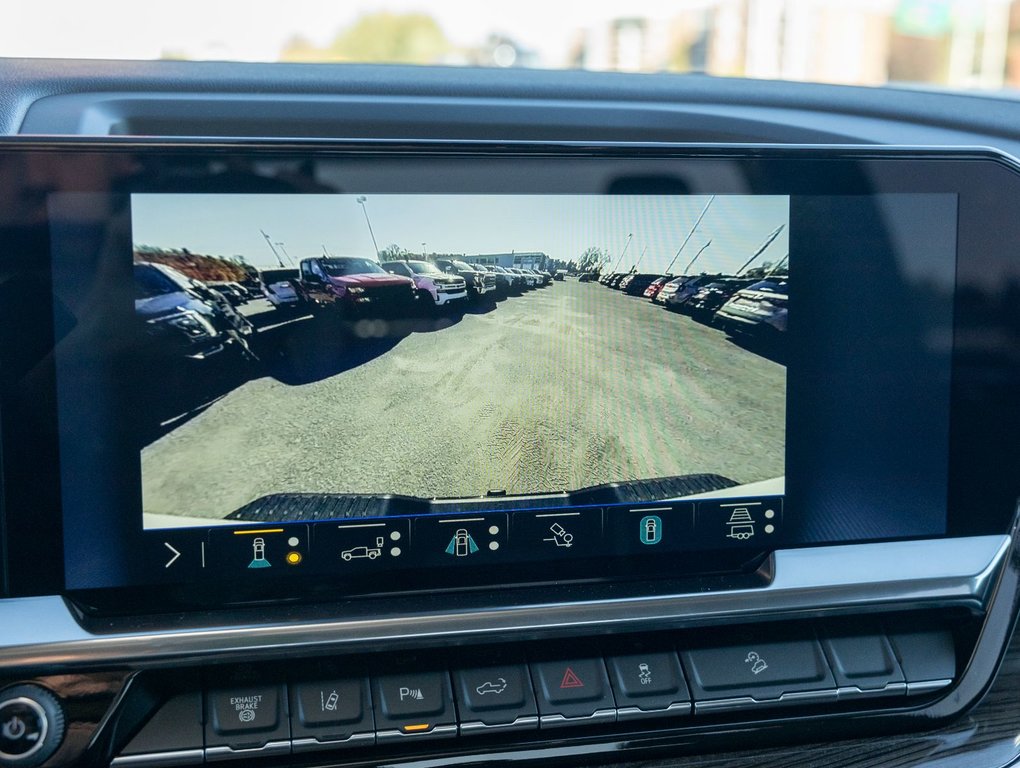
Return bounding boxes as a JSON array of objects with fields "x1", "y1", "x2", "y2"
[{"x1": 131, "y1": 194, "x2": 789, "y2": 530}]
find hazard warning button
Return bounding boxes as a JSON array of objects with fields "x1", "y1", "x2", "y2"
[{"x1": 530, "y1": 659, "x2": 617, "y2": 727}]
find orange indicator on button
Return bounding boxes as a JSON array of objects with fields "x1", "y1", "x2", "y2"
[
  {"x1": 232, "y1": 528, "x2": 285, "y2": 535},
  {"x1": 402, "y1": 723, "x2": 431, "y2": 733},
  {"x1": 286, "y1": 551, "x2": 302, "y2": 565}
]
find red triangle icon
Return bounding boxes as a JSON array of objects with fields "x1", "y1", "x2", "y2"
[{"x1": 560, "y1": 667, "x2": 585, "y2": 689}]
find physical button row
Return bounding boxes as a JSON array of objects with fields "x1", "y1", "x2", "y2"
[
  {"x1": 203, "y1": 655, "x2": 692, "y2": 760},
  {"x1": 113, "y1": 628, "x2": 954, "y2": 764}
]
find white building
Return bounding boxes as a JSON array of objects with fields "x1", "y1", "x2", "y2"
[{"x1": 469, "y1": 252, "x2": 549, "y2": 269}]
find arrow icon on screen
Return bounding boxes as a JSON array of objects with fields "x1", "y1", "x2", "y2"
[{"x1": 164, "y1": 542, "x2": 181, "y2": 569}]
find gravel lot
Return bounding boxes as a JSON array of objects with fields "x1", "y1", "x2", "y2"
[{"x1": 141, "y1": 280, "x2": 786, "y2": 523}]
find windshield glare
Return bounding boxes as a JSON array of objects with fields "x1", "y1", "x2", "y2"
[
  {"x1": 7, "y1": 1, "x2": 1019, "y2": 93},
  {"x1": 322, "y1": 258, "x2": 385, "y2": 276}
]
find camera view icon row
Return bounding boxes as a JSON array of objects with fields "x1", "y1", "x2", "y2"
[{"x1": 167, "y1": 497, "x2": 783, "y2": 577}]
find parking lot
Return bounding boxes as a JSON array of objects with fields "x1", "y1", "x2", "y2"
[{"x1": 141, "y1": 279, "x2": 786, "y2": 523}]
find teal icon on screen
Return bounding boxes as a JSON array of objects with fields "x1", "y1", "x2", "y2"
[
  {"x1": 639, "y1": 516, "x2": 662, "y2": 545},
  {"x1": 446, "y1": 528, "x2": 480, "y2": 557},
  {"x1": 248, "y1": 537, "x2": 271, "y2": 568}
]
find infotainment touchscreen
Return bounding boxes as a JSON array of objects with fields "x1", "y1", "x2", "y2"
[
  {"x1": 6, "y1": 141, "x2": 1016, "y2": 604},
  {"x1": 130, "y1": 193, "x2": 789, "y2": 531}
]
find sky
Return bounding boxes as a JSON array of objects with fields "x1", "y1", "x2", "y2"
[{"x1": 131, "y1": 193, "x2": 789, "y2": 275}]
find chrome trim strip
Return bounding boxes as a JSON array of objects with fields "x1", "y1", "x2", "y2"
[
  {"x1": 694, "y1": 688, "x2": 838, "y2": 714},
  {"x1": 459, "y1": 715, "x2": 539, "y2": 734},
  {"x1": 109, "y1": 749, "x2": 205, "y2": 767},
  {"x1": 616, "y1": 701, "x2": 692, "y2": 720},
  {"x1": 539, "y1": 709, "x2": 617, "y2": 726},
  {"x1": 205, "y1": 741, "x2": 290, "y2": 761},
  {"x1": 0, "y1": 536, "x2": 1007, "y2": 672},
  {"x1": 905, "y1": 678, "x2": 954, "y2": 694},
  {"x1": 835, "y1": 682, "x2": 907, "y2": 701},
  {"x1": 290, "y1": 733, "x2": 375, "y2": 752}
]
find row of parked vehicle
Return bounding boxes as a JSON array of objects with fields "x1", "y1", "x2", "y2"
[
  {"x1": 267, "y1": 256, "x2": 556, "y2": 316},
  {"x1": 135, "y1": 256, "x2": 558, "y2": 364},
  {"x1": 593, "y1": 269, "x2": 789, "y2": 338}
]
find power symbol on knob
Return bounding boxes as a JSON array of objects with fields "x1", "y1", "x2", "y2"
[
  {"x1": 2, "y1": 716, "x2": 26, "y2": 740},
  {"x1": 0, "y1": 685, "x2": 65, "y2": 765}
]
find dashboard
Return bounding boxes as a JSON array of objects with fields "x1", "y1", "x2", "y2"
[{"x1": 1, "y1": 59, "x2": 1020, "y2": 768}]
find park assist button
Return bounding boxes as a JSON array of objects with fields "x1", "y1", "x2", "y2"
[
  {"x1": 290, "y1": 679, "x2": 374, "y2": 749},
  {"x1": 681, "y1": 634, "x2": 836, "y2": 713},
  {"x1": 695, "y1": 497, "x2": 782, "y2": 548},
  {"x1": 206, "y1": 685, "x2": 289, "y2": 750},
  {"x1": 606, "y1": 652, "x2": 691, "y2": 720},
  {"x1": 373, "y1": 671, "x2": 456, "y2": 741},
  {"x1": 603, "y1": 503, "x2": 694, "y2": 555},
  {"x1": 454, "y1": 664, "x2": 538, "y2": 732},
  {"x1": 530, "y1": 659, "x2": 616, "y2": 727}
]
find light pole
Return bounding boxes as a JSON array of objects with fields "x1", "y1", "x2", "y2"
[
  {"x1": 612, "y1": 233, "x2": 634, "y2": 273},
  {"x1": 634, "y1": 245, "x2": 648, "y2": 271},
  {"x1": 665, "y1": 195, "x2": 715, "y2": 275},
  {"x1": 683, "y1": 240, "x2": 712, "y2": 275},
  {"x1": 356, "y1": 196, "x2": 380, "y2": 259},
  {"x1": 275, "y1": 242, "x2": 294, "y2": 266},
  {"x1": 260, "y1": 229, "x2": 286, "y2": 267}
]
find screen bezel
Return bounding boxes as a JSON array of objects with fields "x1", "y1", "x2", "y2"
[{"x1": 0, "y1": 139, "x2": 1017, "y2": 611}]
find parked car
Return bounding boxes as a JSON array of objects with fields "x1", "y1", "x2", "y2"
[
  {"x1": 600, "y1": 271, "x2": 622, "y2": 285},
  {"x1": 524, "y1": 267, "x2": 551, "y2": 286},
  {"x1": 478, "y1": 264, "x2": 522, "y2": 295},
  {"x1": 554, "y1": 269, "x2": 567, "y2": 281},
  {"x1": 578, "y1": 272, "x2": 598, "y2": 283},
  {"x1": 134, "y1": 262, "x2": 255, "y2": 361},
  {"x1": 238, "y1": 280, "x2": 265, "y2": 301},
  {"x1": 607, "y1": 273, "x2": 630, "y2": 289},
  {"x1": 508, "y1": 267, "x2": 539, "y2": 289},
  {"x1": 643, "y1": 276, "x2": 672, "y2": 300},
  {"x1": 297, "y1": 256, "x2": 417, "y2": 317},
  {"x1": 714, "y1": 279, "x2": 789, "y2": 338},
  {"x1": 382, "y1": 259, "x2": 468, "y2": 309},
  {"x1": 259, "y1": 268, "x2": 301, "y2": 308},
  {"x1": 533, "y1": 268, "x2": 553, "y2": 285},
  {"x1": 208, "y1": 281, "x2": 248, "y2": 306},
  {"x1": 479, "y1": 263, "x2": 526, "y2": 293},
  {"x1": 686, "y1": 278, "x2": 759, "y2": 322},
  {"x1": 621, "y1": 273, "x2": 664, "y2": 296},
  {"x1": 663, "y1": 274, "x2": 720, "y2": 311},
  {"x1": 434, "y1": 258, "x2": 498, "y2": 300}
]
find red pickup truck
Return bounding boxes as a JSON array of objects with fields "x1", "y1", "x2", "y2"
[{"x1": 296, "y1": 256, "x2": 417, "y2": 318}]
